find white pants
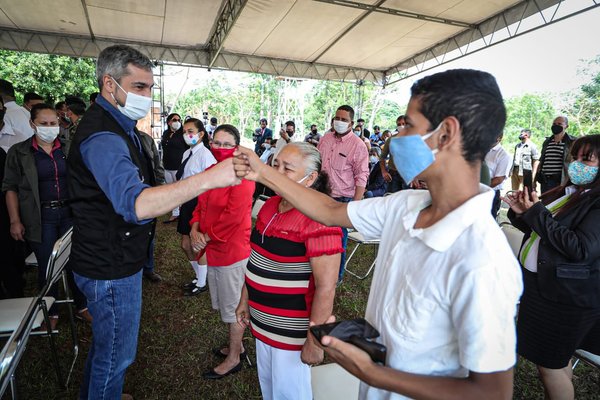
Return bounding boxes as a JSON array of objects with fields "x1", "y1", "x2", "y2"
[
  {"x1": 256, "y1": 339, "x2": 312, "y2": 400},
  {"x1": 164, "y1": 169, "x2": 179, "y2": 217}
]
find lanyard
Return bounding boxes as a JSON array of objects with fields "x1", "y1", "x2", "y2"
[{"x1": 519, "y1": 195, "x2": 571, "y2": 264}]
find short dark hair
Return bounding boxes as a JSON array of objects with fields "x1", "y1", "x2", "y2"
[
  {"x1": 30, "y1": 103, "x2": 56, "y2": 122},
  {"x1": 24, "y1": 92, "x2": 44, "y2": 103},
  {"x1": 310, "y1": 124, "x2": 317, "y2": 129},
  {"x1": 183, "y1": 117, "x2": 210, "y2": 149},
  {"x1": 260, "y1": 118, "x2": 268, "y2": 124},
  {"x1": 285, "y1": 121, "x2": 295, "y2": 129},
  {"x1": 55, "y1": 101, "x2": 66, "y2": 110},
  {"x1": 96, "y1": 44, "x2": 153, "y2": 89},
  {"x1": 410, "y1": 69, "x2": 506, "y2": 164},
  {"x1": 374, "y1": 125, "x2": 380, "y2": 131},
  {"x1": 210, "y1": 117, "x2": 217, "y2": 124},
  {"x1": 90, "y1": 92, "x2": 99, "y2": 103},
  {"x1": 357, "y1": 118, "x2": 365, "y2": 123},
  {"x1": 337, "y1": 105, "x2": 355, "y2": 121},
  {"x1": 66, "y1": 96, "x2": 87, "y2": 116},
  {"x1": 396, "y1": 115, "x2": 406, "y2": 122},
  {"x1": 0, "y1": 79, "x2": 15, "y2": 99},
  {"x1": 166, "y1": 113, "x2": 181, "y2": 123},
  {"x1": 214, "y1": 124, "x2": 241, "y2": 145}
]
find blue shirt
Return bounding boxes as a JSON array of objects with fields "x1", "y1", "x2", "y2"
[{"x1": 80, "y1": 95, "x2": 151, "y2": 225}]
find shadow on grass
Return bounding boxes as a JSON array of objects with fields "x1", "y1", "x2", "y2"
[{"x1": 2, "y1": 215, "x2": 599, "y2": 399}]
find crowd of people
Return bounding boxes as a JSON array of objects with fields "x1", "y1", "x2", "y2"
[{"x1": 0, "y1": 43, "x2": 598, "y2": 400}]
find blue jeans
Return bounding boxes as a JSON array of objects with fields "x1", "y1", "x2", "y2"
[
  {"x1": 334, "y1": 196, "x2": 353, "y2": 281},
  {"x1": 74, "y1": 270, "x2": 143, "y2": 400},
  {"x1": 541, "y1": 175, "x2": 561, "y2": 194},
  {"x1": 143, "y1": 238, "x2": 155, "y2": 273}
]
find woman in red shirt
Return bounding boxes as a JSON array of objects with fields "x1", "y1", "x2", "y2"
[{"x1": 189, "y1": 124, "x2": 255, "y2": 379}]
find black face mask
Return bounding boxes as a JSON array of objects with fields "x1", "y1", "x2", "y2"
[
  {"x1": 286, "y1": 130, "x2": 294, "y2": 137},
  {"x1": 518, "y1": 134, "x2": 525, "y2": 140},
  {"x1": 311, "y1": 129, "x2": 317, "y2": 134},
  {"x1": 551, "y1": 124, "x2": 564, "y2": 135}
]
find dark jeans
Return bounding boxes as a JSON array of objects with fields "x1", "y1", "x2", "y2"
[
  {"x1": 29, "y1": 207, "x2": 85, "y2": 313},
  {"x1": 143, "y1": 238, "x2": 155, "y2": 273},
  {"x1": 0, "y1": 236, "x2": 25, "y2": 299},
  {"x1": 386, "y1": 169, "x2": 407, "y2": 194},
  {"x1": 491, "y1": 190, "x2": 501, "y2": 218},
  {"x1": 334, "y1": 196, "x2": 353, "y2": 281},
  {"x1": 74, "y1": 270, "x2": 143, "y2": 400},
  {"x1": 540, "y1": 175, "x2": 561, "y2": 194}
]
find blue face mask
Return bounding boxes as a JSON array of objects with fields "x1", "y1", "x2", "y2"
[
  {"x1": 568, "y1": 160, "x2": 598, "y2": 186},
  {"x1": 389, "y1": 123, "x2": 442, "y2": 183}
]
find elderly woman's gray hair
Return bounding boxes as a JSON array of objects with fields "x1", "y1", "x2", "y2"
[
  {"x1": 96, "y1": 45, "x2": 154, "y2": 89},
  {"x1": 287, "y1": 142, "x2": 331, "y2": 195}
]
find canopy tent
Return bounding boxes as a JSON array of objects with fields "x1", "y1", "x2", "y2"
[{"x1": 0, "y1": 0, "x2": 598, "y2": 85}]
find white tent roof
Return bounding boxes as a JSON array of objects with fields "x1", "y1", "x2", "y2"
[{"x1": 0, "y1": 0, "x2": 597, "y2": 84}]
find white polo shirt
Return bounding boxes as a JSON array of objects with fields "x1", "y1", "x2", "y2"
[
  {"x1": 347, "y1": 186, "x2": 523, "y2": 400},
  {"x1": 484, "y1": 143, "x2": 512, "y2": 190},
  {"x1": 0, "y1": 101, "x2": 34, "y2": 151}
]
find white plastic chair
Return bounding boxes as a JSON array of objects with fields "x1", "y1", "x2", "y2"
[
  {"x1": 311, "y1": 363, "x2": 360, "y2": 400},
  {"x1": 345, "y1": 231, "x2": 379, "y2": 280},
  {"x1": 500, "y1": 222, "x2": 524, "y2": 258},
  {"x1": 0, "y1": 228, "x2": 78, "y2": 397}
]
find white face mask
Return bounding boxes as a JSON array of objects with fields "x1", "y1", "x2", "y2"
[
  {"x1": 333, "y1": 120, "x2": 349, "y2": 134},
  {"x1": 183, "y1": 133, "x2": 200, "y2": 146},
  {"x1": 263, "y1": 143, "x2": 271, "y2": 150},
  {"x1": 111, "y1": 77, "x2": 152, "y2": 121},
  {"x1": 35, "y1": 125, "x2": 60, "y2": 143},
  {"x1": 171, "y1": 121, "x2": 181, "y2": 131},
  {"x1": 369, "y1": 156, "x2": 379, "y2": 163}
]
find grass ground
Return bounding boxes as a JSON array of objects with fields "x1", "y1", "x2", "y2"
[{"x1": 2, "y1": 213, "x2": 599, "y2": 399}]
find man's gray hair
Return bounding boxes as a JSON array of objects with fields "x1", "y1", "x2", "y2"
[
  {"x1": 96, "y1": 45, "x2": 154, "y2": 89},
  {"x1": 288, "y1": 142, "x2": 322, "y2": 176}
]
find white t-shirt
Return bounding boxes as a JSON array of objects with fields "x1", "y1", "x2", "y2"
[
  {"x1": 181, "y1": 144, "x2": 216, "y2": 179},
  {"x1": 347, "y1": 186, "x2": 523, "y2": 400},
  {"x1": 485, "y1": 143, "x2": 512, "y2": 190},
  {"x1": 0, "y1": 101, "x2": 34, "y2": 150}
]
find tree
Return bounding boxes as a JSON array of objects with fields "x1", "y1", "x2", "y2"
[
  {"x1": 504, "y1": 93, "x2": 557, "y2": 150},
  {"x1": 0, "y1": 50, "x2": 97, "y2": 104}
]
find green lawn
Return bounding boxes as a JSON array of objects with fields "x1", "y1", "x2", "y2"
[{"x1": 2, "y1": 214, "x2": 599, "y2": 399}]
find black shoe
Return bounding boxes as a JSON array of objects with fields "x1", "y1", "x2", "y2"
[
  {"x1": 213, "y1": 347, "x2": 247, "y2": 360},
  {"x1": 202, "y1": 362, "x2": 242, "y2": 380},
  {"x1": 182, "y1": 279, "x2": 197, "y2": 290},
  {"x1": 143, "y1": 271, "x2": 163, "y2": 283},
  {"x1": 184, "y1": 285, "x2": 207, "y2": 296}
]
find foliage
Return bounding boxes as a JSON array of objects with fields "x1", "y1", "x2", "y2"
[
  {"x1": 0, "y1": 50, "x2": 97, "y2": 104},
  {"x1": 503, "y1": 93, "x2": 557, "y2": 150}
]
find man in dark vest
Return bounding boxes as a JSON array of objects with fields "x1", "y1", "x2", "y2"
[{"x1": 68, "y1": 44, "x2": 239, "y2": 400}]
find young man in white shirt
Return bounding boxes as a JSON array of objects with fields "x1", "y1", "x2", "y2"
[
  {"x1": 233, "y1": 69, "x2": 523, "y2": 400},
  {"x1": 0, "y1": 79, "x2": 34, "y2": 151},
  {"x1": 485, "y1": 133, "x2": 512, "y2": 217}
]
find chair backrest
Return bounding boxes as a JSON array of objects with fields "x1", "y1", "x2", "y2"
[
  {"x1": 252, "y1": 195, "x2": 269, "y2": 219},
  {"x1": 500, "y1": 223, "x2": 524, "y2": 258},
  {"x1": 45, "y1": 227, "x2": 73, "y2": 288}
]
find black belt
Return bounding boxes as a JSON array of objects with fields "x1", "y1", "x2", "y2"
[{"x1": 41, "y1": 200, "x2": 69, "y2": 209}]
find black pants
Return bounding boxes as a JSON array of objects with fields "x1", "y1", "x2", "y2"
[
  {"x1": 491, "y1": 190, "x2": 502, "y2": 218},
  {"x1": 0, "y1": 234, "x2": 26, "y2": 299}
]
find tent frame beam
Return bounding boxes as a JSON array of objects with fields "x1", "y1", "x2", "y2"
[
  {"x1": 207, "y1": 0, "x2": 248, "y2": 69},
  {"x1": 312, "y1": 0, "x2": 476, "y2": 28},
  {"x1": 384, "y1": 0, "x2": 600, "y2": 85}
]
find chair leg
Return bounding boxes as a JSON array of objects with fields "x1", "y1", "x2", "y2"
[
  {"x1": 345, "y1": 244, "x2": 378, "y2": 280},
  {"x1": 61, "y1": 272, "x2": 79, "y2": 387},
  {"x1": 344, "y1": 243, "x2": 361, "y2": 269},
  {"x1": 10, "y1": 373, "x2": 18, "y2": 400},
  {"x1": 40, "y1": 300, "x2": 65, "y2": 389}
]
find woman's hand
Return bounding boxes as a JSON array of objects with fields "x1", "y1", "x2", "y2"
[
  {"x1": 502, "y1": 187, "x2": 539, "y2": 214},
  {"x1": 10, "y1": 221, "x2": 25, "y2": 241},
  {"x1": 235, "y1": 298, "x2": 251, "y2": 328},
  {"x1": 301, "y1": 327, "x2": 324, "y2": 366}
]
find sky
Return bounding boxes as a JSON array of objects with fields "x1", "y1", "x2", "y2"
[{"x1": 162, "y1": 2, "x2": 600, "y2": 109}]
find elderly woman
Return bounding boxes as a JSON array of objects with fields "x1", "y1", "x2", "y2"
[
  {"x1": 2, "y1": 103, "x2": 89, "y2": 326},
  {"x1": 505, "y1": 134, "x2": 600, "y2": 399},
  {"x1": 236, "y1": 142, "x2": 342, "y2": 400},
  {"x1": 189, "y1": 124, "x2": 255, "y2": 379}
]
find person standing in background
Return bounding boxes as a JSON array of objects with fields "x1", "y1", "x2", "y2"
[{"x1": 161, "y1": 113, "x2": 187, "y2": 223}]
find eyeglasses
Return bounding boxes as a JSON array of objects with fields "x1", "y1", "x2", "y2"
[{"x1": 211, "y1": 140, "x2": 236, "y2": 149}]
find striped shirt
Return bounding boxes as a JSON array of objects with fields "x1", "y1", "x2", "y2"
[
  {"x1": 541, "y1": 140, "x2": 565, "y2": 176},
  {"x1": 246, "y1": 196, "x2": 343, "y2": 350}
]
